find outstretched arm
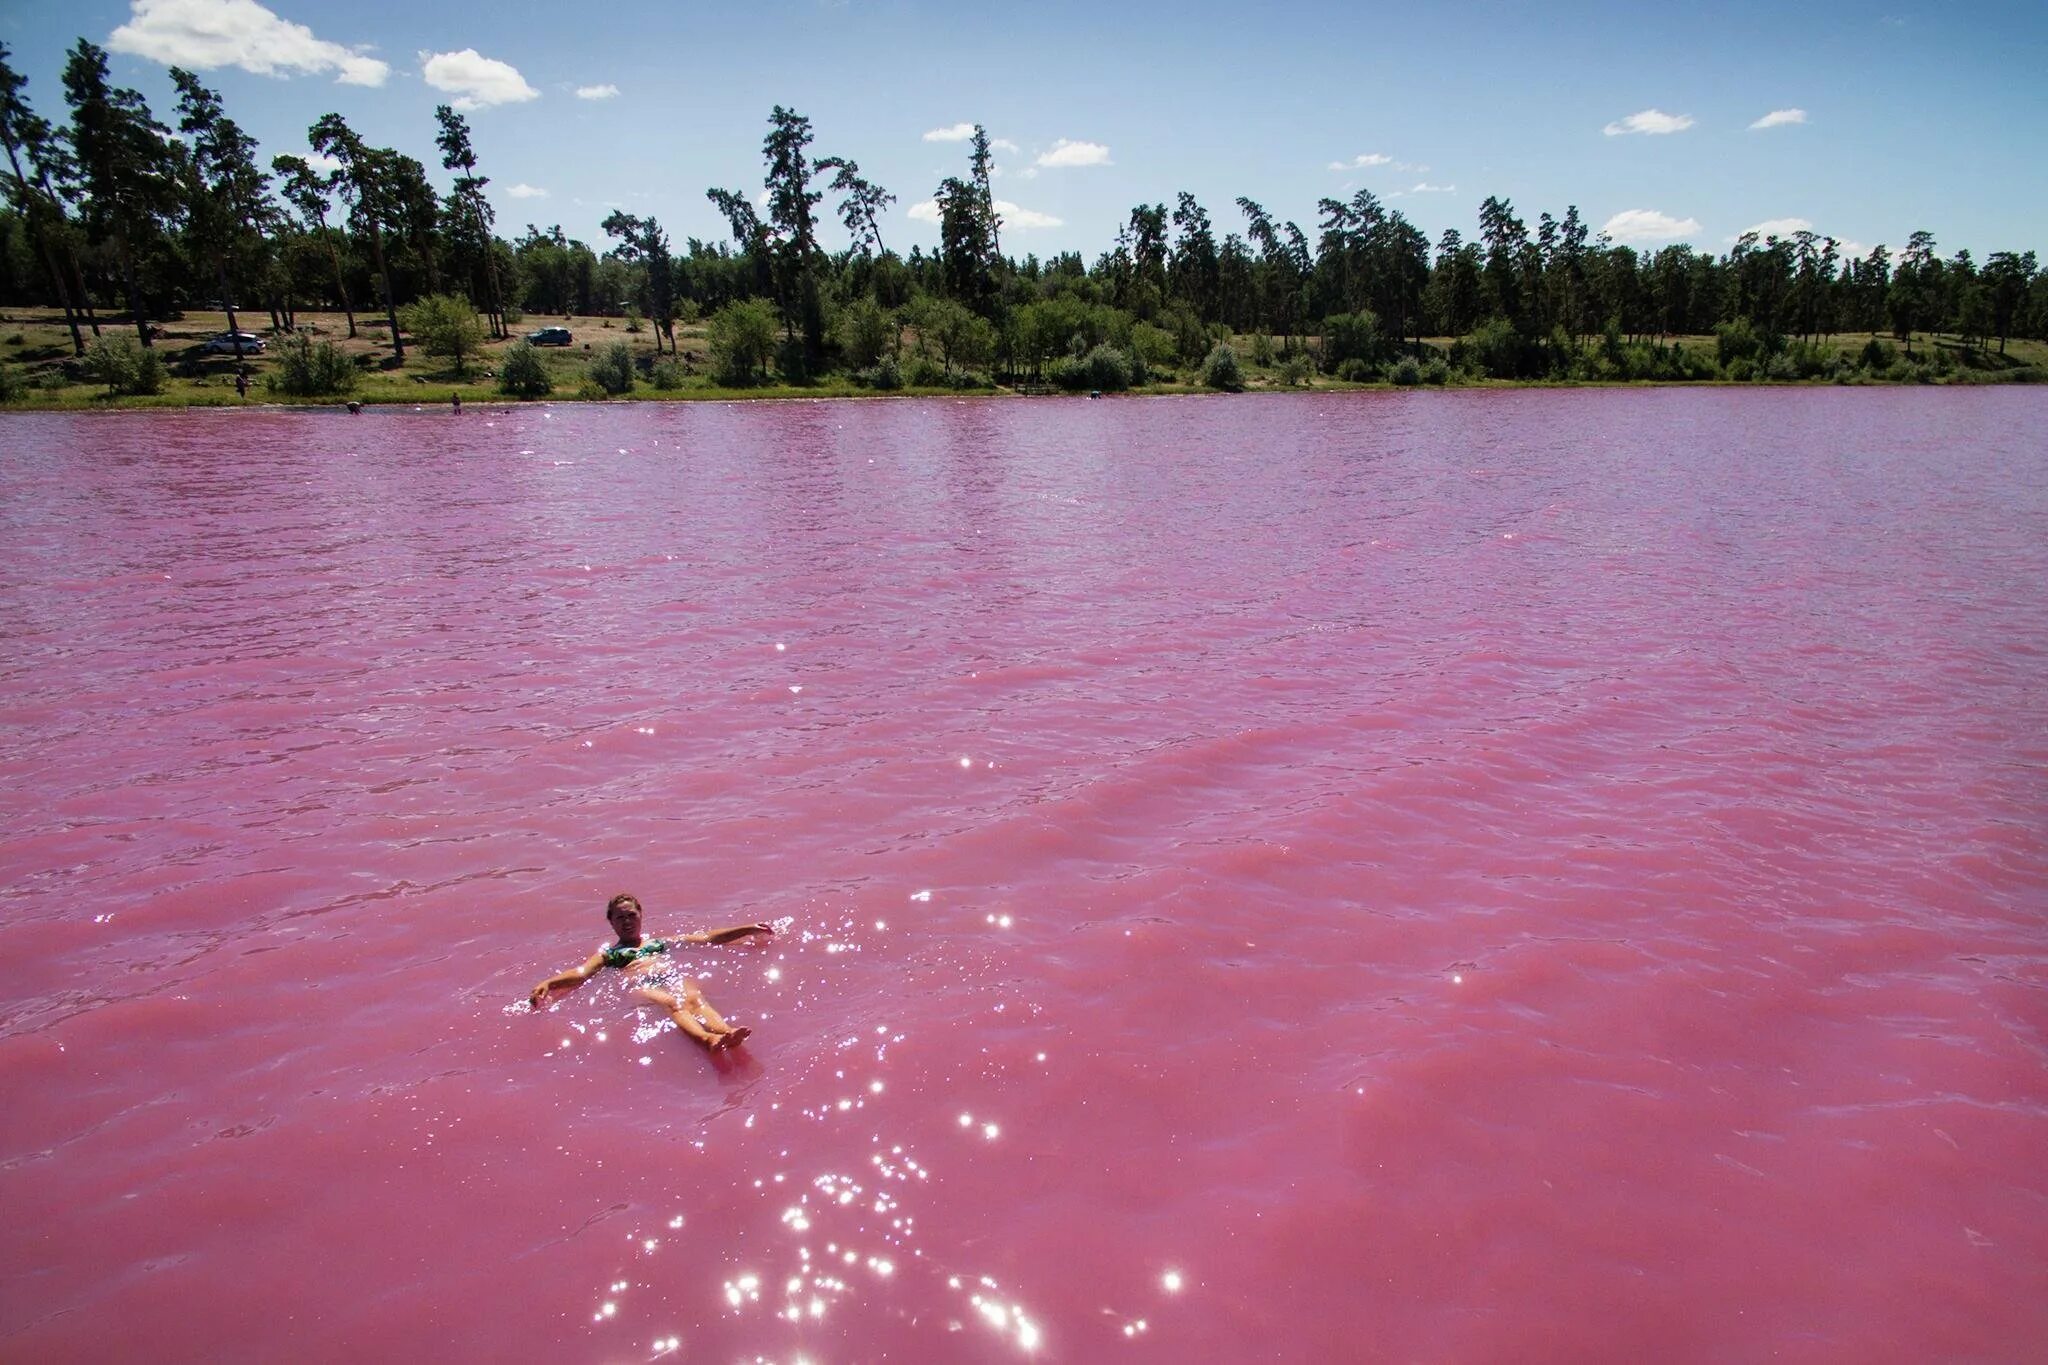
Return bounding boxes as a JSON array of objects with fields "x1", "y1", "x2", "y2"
[
  {"x1": 530, "y1": 952, "x2": 606, "y2": 1007},
  {"x1": 684, "y1": 923, "x2": 775, "y2": 946}
]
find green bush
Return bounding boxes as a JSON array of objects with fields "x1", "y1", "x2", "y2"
[
  {"x1": 398, "y1": 294, "x2": 486, "y2": 374},
  {"x1": 649, "y1": 357, "x2": 684, "y2": 391},
  {"x1": 858, "y1": 355, "x2": 903, "y2": 390},
  {"x1": 1321, "y1": 311, "x2": 1383, "y2": 373},
  {"x1": 587, "y1": 340, "x2": 634, "y2": 395},
  {"x1": 1083, "y1": 343, "x2": 1132, "y2": 392},
  {"x1": 1422, "y1": 357, "x2": 1450, "y2": 385},
  {"x1": 1201, "y1": 342, "x2": 1245, "y2": 392},
  {"x1": 0, "y1": 361, "x2": 20, "y2": 401},
  {"x1": 267, "y1": 334, "x2": 358, "y2": 396},
  {"x1": 775, "y1": 336, "x2": 812, "y2": 385},
  {"x1": 1725, "y1": 357, "x2": 1759, "y2": 382},
  {"x1": 1131, "y1": 322, "x2": 1178, "y2": 372},
  {"x1": 1047, "y1": 355, "x2": 1088, "y2": 391},
  {"x1": 1249, "y1": 333, "x2": 1276, "y2": 367},
  {"x1": 1278, "y1": 355, "x2": 1313, "y2": 387},
  {"x1": 1715, "y1": 317, "x2": 1766, "y2": 368},
  {"x1": 4, "y1": 332, "x2": 24, "y2": 346},
  {"x1": 708, "y1": 298, "x2": 777, "y2": 385},
  {"x1": 1335, "y1": 357, "x2": 1373, "y2": 382},
  {"x1": 1390, "y1": 356, "x2": 1423, "y2": 386},
  {"x1": 624, "y1": 304, "x2": 644, "y2": 334},
  {"x1": 84, "y1": 335, "x2": 164, "y2": 396},
  {"x1": 905, "y1": 355, "x2": 948, "y2": 387},
  {"x1": 501, "y1": 306, "x2": 523, "y2": 327},
  {"x1": 1464, "y1": 317, "x2": 1535, "y2": 379},
  {"x1": 839, "y1": 298, "x2": 896, "y2": 369},
  {"x1": 497, "y1": 340, "x2": 552, "y2": 398}
]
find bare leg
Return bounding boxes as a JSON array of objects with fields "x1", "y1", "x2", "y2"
[
  {"x1": 680, "y1": 980, "x2": 750, "y2": 1051},
  {"x1": 633, "y1": 985, "x2": 720, "y2": 1047}
]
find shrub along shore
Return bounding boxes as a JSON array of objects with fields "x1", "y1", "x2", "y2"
[{"x1": 2, "y1": 306, "x2": 2040, "y2": 412}]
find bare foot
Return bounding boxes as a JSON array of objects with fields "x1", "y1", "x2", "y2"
[{"x1": 713, "y1": 1026, "x2": 752, "y2": 1052}]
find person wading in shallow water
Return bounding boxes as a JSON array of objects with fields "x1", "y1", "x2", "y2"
[{"x1": 529, "y1": 893, "x2": 773, "y2": 1051}]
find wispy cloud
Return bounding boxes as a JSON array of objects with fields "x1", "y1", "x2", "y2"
[
  {"x1": 992, "y1": 138, "x2": 1020, "y2": 153},
  {"x1": 923, "y1": 123, "x2": 977, "y2": 142},
  {"x1": 1749, "y1": 108, "x2": 1807, "y2": 130},
  {"x1": 503, "y1": 183, "x2": 548, "y2": 199},
  {"x1": 1035, "y1": 138, "x2": 1111, "y2": 169},
  {"x1": 575, "y1": 83, "x2": 620, "y2": 101},
  {"x1": 1603, "y1": 109, "x2": 1695, "y2": 136},
  {"x1": 420, "y1": 48, "x2": 538, "y2": 110},
  {"x1": 1328, "y1": 152, "x2": 1429, "y2": 174},
  {"x1": 1602, "y1": 208, "x2": 1701, "y2": 242},
  {"x1": 109, "y1": 0, "x2": 389, "y2": 85},
  {"x1": 1407, "y1": 182, "x2": 1456, "y2": 194}
]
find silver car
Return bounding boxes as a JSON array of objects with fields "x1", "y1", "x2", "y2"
[{"x1": 202, "y1": 331, "x2": 267, "y2": 355}]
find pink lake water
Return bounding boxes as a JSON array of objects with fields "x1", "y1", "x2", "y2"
[{"x1": 1, "y1": 389, "x2": 2045, "y2": 1361}]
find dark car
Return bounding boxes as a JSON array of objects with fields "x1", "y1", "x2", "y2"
[{"x1": 526, "y1": 326, "x2": 573, "y2": 346}]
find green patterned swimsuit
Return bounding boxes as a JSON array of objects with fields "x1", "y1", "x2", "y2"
[{"x1": 600, "y1": 938, "x2": 672, "y2": 969}]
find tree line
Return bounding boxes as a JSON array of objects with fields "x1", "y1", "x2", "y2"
[{"x1": 4, "y1": 39, "x2": 2045, "y2": 392}]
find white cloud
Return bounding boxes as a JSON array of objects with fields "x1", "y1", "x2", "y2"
[
  {"x1": 419, "y1": 48, "x2": 538, "y2": 110},
  {"x1": 1035, "y1": 138, "x2": 1111, "y2": 169},
  {"x1": 1602, "y1": 209, "x2": 1702, "y2": 243},
  {"x1": 907, "y1": 199, "x2": 1061, "y2": 230},
  {"x1": 503, "y1": 183, "x2": 548, "y2": 199},
  {"x1": 923, "y1": 123, "x2": 977, "y2": 142},
  {"x1": 1749, "y1": 108, "x2": 1807, "y2": 130},
  {"x1": 992, "y1": 138, "x2": 1019, "y2": 153},
  {"x1": 1407, "y1": 182, "x2": 1456, "y2": 194},
  {"x1": 1603, "y1": 109, "x2": 1695, "y2": 136},
  {"x1": 575, "y1": 83, "x2": 621, "y2": 101},
  {"x1": 108, "y1": 0, "x2": 389, "y2": 85},
  {"x1": 993, "y1": 200, "x2": 1061, "y2": 230},
  {"x1": 1328, "y1": 152, "x2": 1393, "y2": 171},
  {"x1": 1736, "y1": 217, "x2": 1813, "y2": 240}
]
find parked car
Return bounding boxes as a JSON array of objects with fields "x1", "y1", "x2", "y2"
[
  {"x1": 526, "y1": 326, "x2": 573, "y2": 346},
  {"x1": 202, "y1": 331, "x2": 266, "y2": 355}
]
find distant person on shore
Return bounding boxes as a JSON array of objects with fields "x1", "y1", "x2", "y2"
[
  {"x1": 451, "y1": 391, "x2": 462, "y2": 414},
  {"x1": 529, "y1": 893, "x2": 773, "y2": 1051}
]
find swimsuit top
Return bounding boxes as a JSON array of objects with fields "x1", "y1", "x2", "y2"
[{"x1": 600, "y1": 938, "x2": 671, "y2": 969}]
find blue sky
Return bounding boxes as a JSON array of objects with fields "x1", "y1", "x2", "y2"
[{"x1": 5, "y1": 0, "x2": 2045, "y2": 263}]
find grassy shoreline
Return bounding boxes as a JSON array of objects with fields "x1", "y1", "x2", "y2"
[{"x1": 4, "y1": 308, "x2": 2041, "y2": 413}]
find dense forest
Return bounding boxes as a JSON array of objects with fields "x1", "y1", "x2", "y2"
[{"x1": 5, "y1": 37, "x2": 2046, "y2": 398}]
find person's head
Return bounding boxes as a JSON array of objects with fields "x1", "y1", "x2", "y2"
[{"x1": 606, "y1": 893, "x2": 643, "y2": 938}]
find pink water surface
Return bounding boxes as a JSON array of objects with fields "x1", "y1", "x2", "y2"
[{"x1": 2, "y1": 388, "x2": 2045, "y2": 1361}]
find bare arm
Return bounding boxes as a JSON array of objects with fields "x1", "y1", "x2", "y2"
[
  {"x1": 530, "y1": 951, "x2": 606, "y2": 1007},
  {"x1": 683, "y1": 923, "x2": 775, "y2": 946}
]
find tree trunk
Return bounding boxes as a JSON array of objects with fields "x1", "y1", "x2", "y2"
[
  {"x1": 38, "y1": 235, "x2": 85, "y2": 356},
  {"x1": 2, "y1": 143, "x2": 86, "y2": 355},
  {"x1": 369, "y1": 221, "x2": 402, "y2": 360},
  {"x1": 117, "y1": 236, "x2": 149, "y2": 347},
  {"x1": 216, "y1": 255, "x2": 241, "y2": 344},
  {"x1": 326, "y1": 233, "x2": 356, "y2": 338},
  {"x1": 66, "y1": 247, "x2": 100, "y2": 336}
]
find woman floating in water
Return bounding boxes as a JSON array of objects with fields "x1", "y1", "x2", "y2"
[{"x1": 529, "y1": 893, "x2": 773, "y2": 1051}]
